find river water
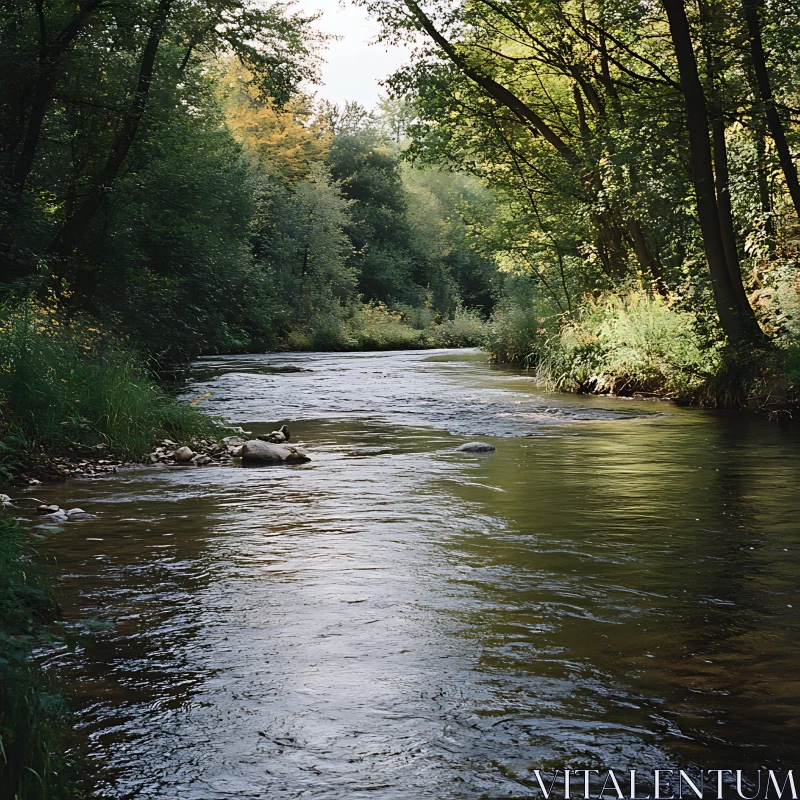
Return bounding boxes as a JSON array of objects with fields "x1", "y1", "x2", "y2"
[{"x1": 32, "y1": 349, "x2": 800, "y2": 799}]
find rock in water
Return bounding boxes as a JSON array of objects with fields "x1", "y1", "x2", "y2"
[
  {"x1": 455, "y1": 442, "x2": 496, "y2": 453},
  {"x1": 65, "y1": 508, "x2": 97, "y2": 520},
  {"x1": 240, "y1": 440, "x2": 310, "y2": 466},
  {"x1": 257, "y1": 424, "x2": 290, "y2": 444},
  {"x1": 41, "y1": 510, "x2": 69, "y2": 523},
  {"x1": 173, "y1": 446, "x2": 195, "y2": 463}
]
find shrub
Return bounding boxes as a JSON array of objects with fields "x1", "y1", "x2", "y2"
[
  {"x1": 482, "y1": 295, "x2": 553, "y2": 365},
  {"x1": 282, "y1": 301, "x2": 486, "y2": 353},
  {"x1": 348, "y1": 303, "x2": 424, "y2": 350},
  {"x1": 428, "y1": 307, "x2": 486, "y2": 347},
  {"x1": 542, "y1": 291, "x2": 718, "y2": 397},
  {"x1": 693, "y1": 341, "x2": 800, "y2": 411}
]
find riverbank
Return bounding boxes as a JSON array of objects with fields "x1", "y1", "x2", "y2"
[
  {"x1": 219, "y1": 303, "x2": 486, "y2": 354},
  {"x1": 0, "y1": 304, "x2": 228, "y2": 795},
  {"x1": 483, "y1": 291, "x2": 800, "y2": 420},
  {"x1": 0, "y1": 302, "x2": 228, "y2": 487}
]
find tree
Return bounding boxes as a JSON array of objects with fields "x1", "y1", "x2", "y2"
[
  {"x1": 357, "y1": 0, "x2": 775, "y2": 343},
  {"x1": 662, "y1": 0, "x2": 763, "y2": 342},
  {"x1": 328, "y1": 115, "x2": 420, "y2": 304},
  {"x1": 46, "y1": 0, "x2": 320, "y2": 259},
  {"x1": 741, "y1": 0, "x2": 800, "y2": 221},
  {"x1": 0, "y1": 0, "x2": 321, "y2": 283}
]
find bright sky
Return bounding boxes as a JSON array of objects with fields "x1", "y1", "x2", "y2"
[{"x1": 292, "y1": 0, "x2": 413, "y2": 109}]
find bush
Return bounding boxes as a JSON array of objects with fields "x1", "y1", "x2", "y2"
[
  {"x1": 482, "y1": 293, "x2": 553, "y2": 365},
  {"x1": 543, "y1": 291, "x2": 718, "y2": 397},
  {"x1": 693, "y1": 341, "x2": 800, "y2": 411},
  {"x1": 428, "y1": 307, "x2": 486, "y2": 347},
  {"x1": 0, "y1": 515, "x2": 76, "y2": 800},
  {"x1": 347, "y1": 303, "x2": 424, "y2": 350},
  {"x1": 280, "y1": 301, "x2": 486, "y2": 353},
  {"x1": 484, "y1": 288, "x2": 721, "y2": 398},
  {"x1": 0, "y1": 301, "x2": 218, "y2": 464}
]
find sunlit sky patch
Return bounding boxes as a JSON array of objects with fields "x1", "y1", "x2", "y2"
[{"x1": 292, "y1": 0, "x2": 413, "y2": 109}]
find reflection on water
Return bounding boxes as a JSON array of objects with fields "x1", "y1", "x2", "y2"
[{"x1": 32, "y1": 349, "x2": 800, "y2": 799}]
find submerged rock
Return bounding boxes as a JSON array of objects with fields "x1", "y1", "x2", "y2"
[
  {"x1": 40, "y1": 510, "x2": 69, "y2": 522},
  {"x1": 240, "y1": 440, "x2": 310, "y2": 466},
  {"x1": 455, "y1": 442, "x2": 496, "y2": 453}
]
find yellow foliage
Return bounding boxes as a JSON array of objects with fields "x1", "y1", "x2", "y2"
[{"x1": 220, "y1": 60, "x2": 330, "y2": 183}]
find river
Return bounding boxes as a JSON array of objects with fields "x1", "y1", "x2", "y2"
[{"x1": 32, "y1": 348, "x2": 800, "y2": 799}]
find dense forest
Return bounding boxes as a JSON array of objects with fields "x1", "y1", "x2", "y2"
[
  {"x1": 355, "y1": 0, "x2": 800, "y2": 405},
  {"x1": 0, "y1": 4, "x2": 496, "y2": 365}
]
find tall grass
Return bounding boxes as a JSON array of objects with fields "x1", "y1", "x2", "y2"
[
  {"x1": 0, "y1": 515, "x2": 76, "y2": 800},
  {"x1": 543, "y1": 291, "x2": 718, "y2": 398},
  {"x1": 482, "y1": 294, "x2": 553, "y2": 365},
  {"x1": 484, "y1": 290, "x2": 722, "y2": 398},
  {"x1": 484, "y1": 288, "x2": 800, "y2": 409},
  {"x1": 0, "y1": 301, "x2": 218, "y2": 464}
]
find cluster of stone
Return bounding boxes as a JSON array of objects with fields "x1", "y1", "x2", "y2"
[{"x1": 148, "y1": 437, "x2": 246, "y2": 468}]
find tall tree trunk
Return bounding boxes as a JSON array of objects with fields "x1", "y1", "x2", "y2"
[
  {"x1": 48, "y1": 0, "x2": 172, "y2": 257},
  {"x1": 697, "y1": 0, "x2": 752, "y2": 314},
  {"x1": 708, "y1": 116, "x2": 752, "y2": 311},
  {"x1": 662, "y1": 0, "x2": 763, "y2": 343},
  {"x1": 742, "y1": 0, "x2": 800, "y2": 222},
  {"x1": 10, "y1": 0, "x2": 103, "y2": 194}
]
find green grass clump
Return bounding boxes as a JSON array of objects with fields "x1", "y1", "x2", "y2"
[
  {"x1": 0, "y1": 515, "x2": 77, "y2": 800},
  {"x1": 693, "y1": 341, "x2": 800, "y2": 412},
  {"x1": 482, "y1": 295, "x2": 551, "y2": 365},
  {"x1": 0, "y1": 301, "x2": 219, "y2": 467},
  {"x1": 543, "y1": 291, "x2": 718, "y2": 398},
  {"x1": 483, "y1": 288, "x2": 800, "y2": 411},
  {"x1": 484, "y1": 290, "x2": 721, "y2": 399},
  {"x1": 348, "y1": 303, "x2": 425, "y2": 350},
  {"x1": 426, "y1": 307, "x2": 486, "y2": 348}
]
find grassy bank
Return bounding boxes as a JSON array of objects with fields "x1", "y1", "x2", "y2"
[
  {"x1": 0, "y1": 302, "x2": 230, "y2": 796},
  {"x1": 0, "y1": 514, "x2": 78, "y2": 799},
  {"x1": 484, "y1": 290, "x2": 800, "y2": 415},
  {"x1": 0, "y1": 301, "x2": 223, "y2": 482}
]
